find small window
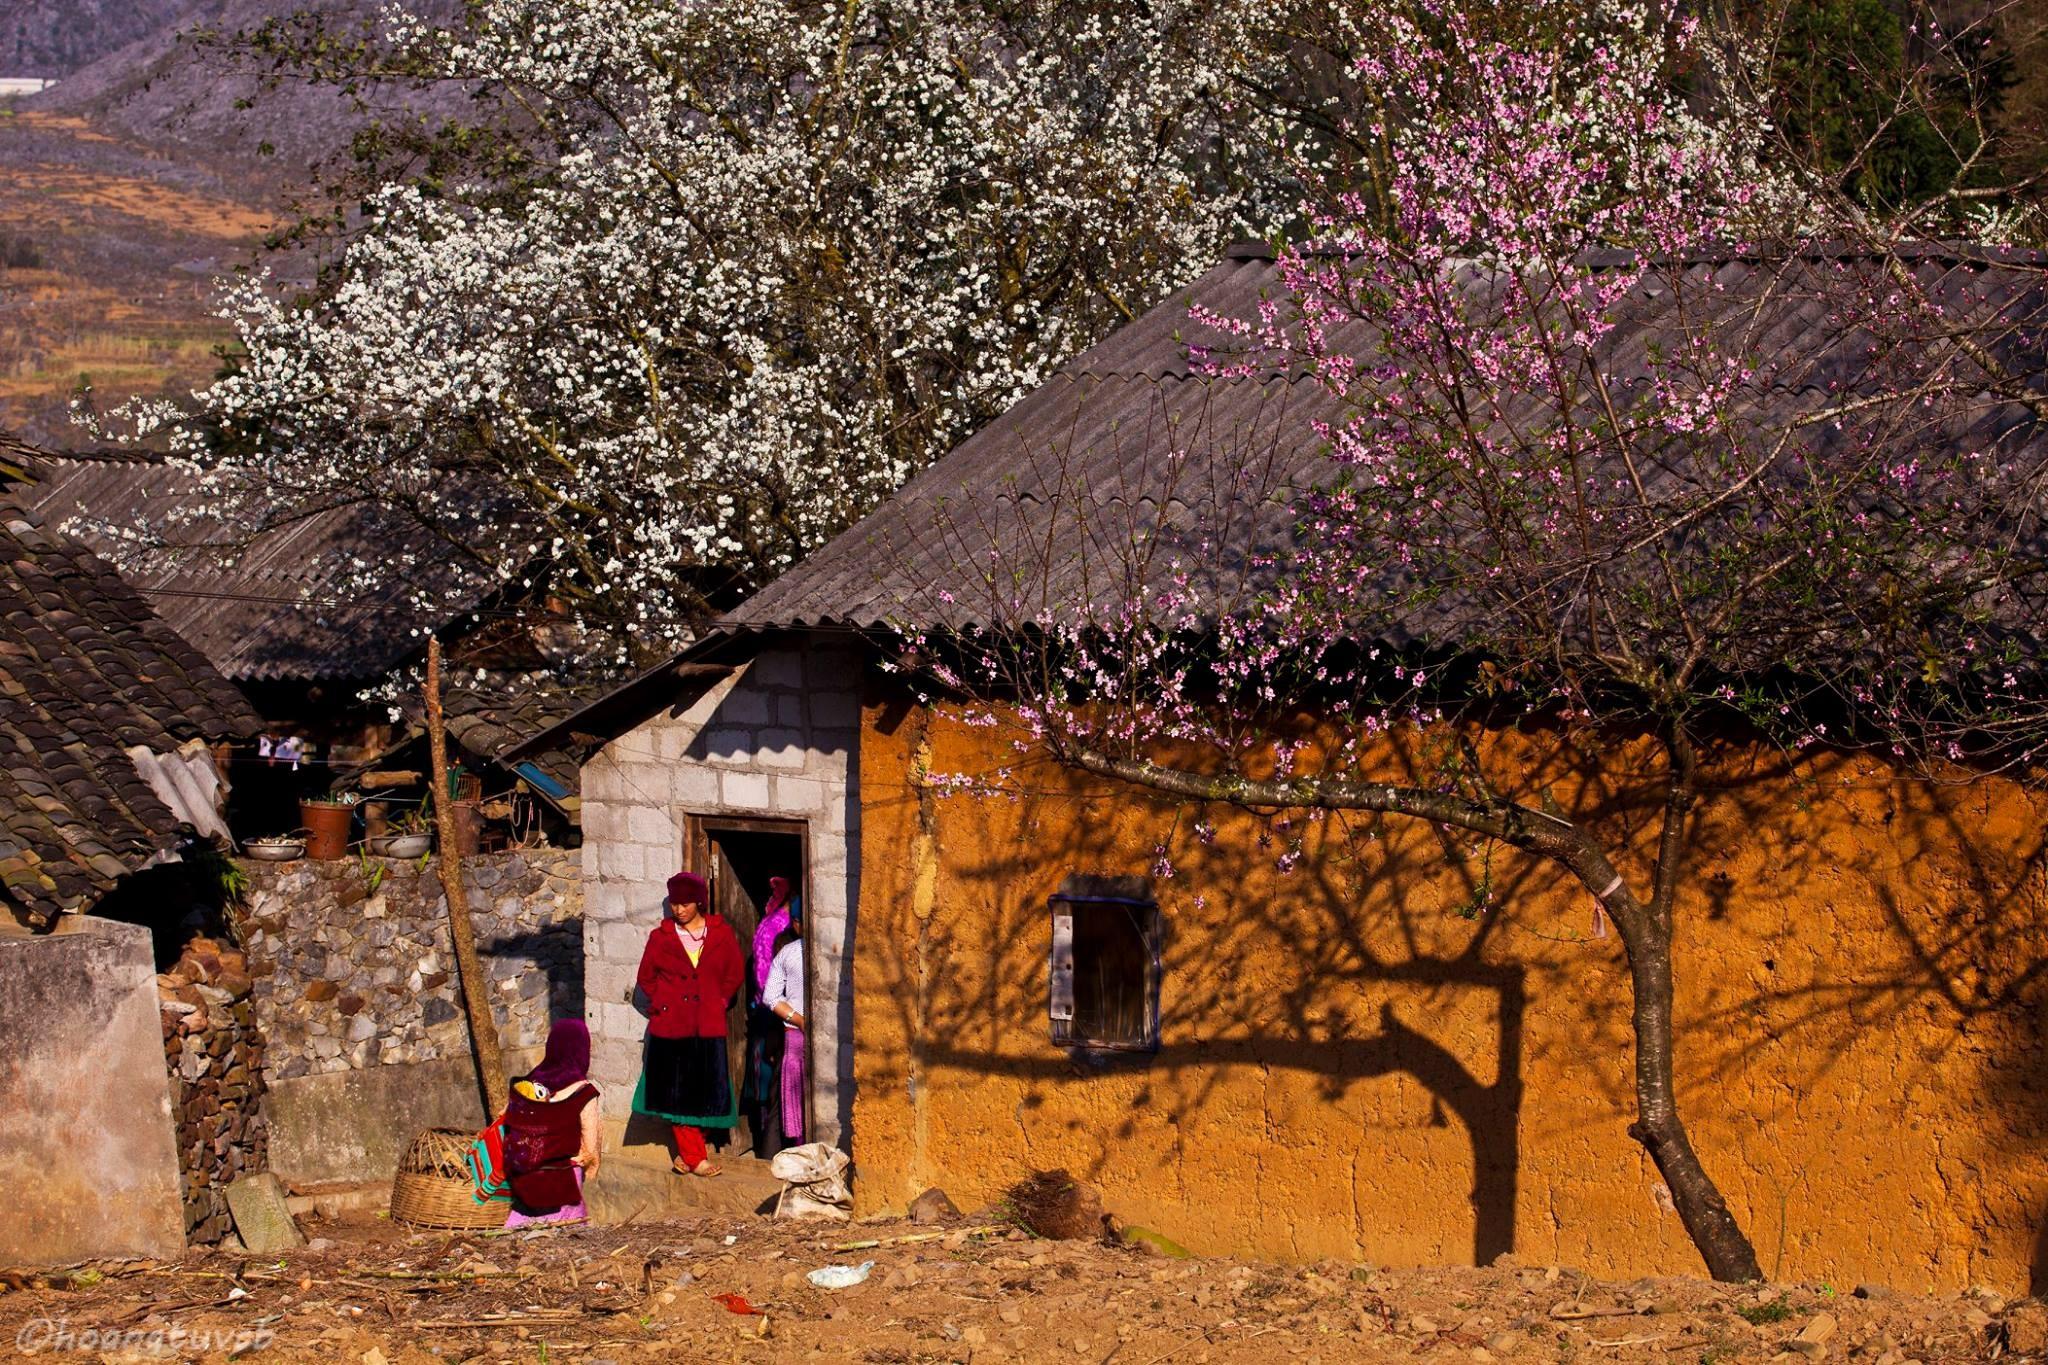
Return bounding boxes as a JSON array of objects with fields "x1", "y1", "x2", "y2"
[{"x1": 1048, "y1": 875, "x2": 1162, "y2": 1053}]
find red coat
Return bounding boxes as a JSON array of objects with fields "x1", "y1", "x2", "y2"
[{"x1": 636, "y1": 915, "x2": 744, "y2": 1040}]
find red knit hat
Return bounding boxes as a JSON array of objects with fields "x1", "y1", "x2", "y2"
[{"x1": 666, "y1": 870, "x2": 708, "y2": 908}]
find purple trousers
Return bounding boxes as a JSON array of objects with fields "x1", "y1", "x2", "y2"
[{"x1": 781, "y1": 1027, "x2": 805, "y2": 1140}]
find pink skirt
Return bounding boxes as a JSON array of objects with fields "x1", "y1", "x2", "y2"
[{"x1": 503, "y1": 1167, "x2": 585, "y2": 1228}]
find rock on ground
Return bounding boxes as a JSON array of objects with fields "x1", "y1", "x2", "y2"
[{"x1": 909, "y1": 1187, "x2": 961, "y2": 1224}]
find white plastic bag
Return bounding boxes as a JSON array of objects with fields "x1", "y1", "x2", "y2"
[{"x1": 770, "y1": 1142, "x2": 852, "y2": 1221}]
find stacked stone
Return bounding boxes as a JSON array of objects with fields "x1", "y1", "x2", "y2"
[
  {"x1": 158, "y1": 937, "x2": 268, "y2": 1243},
  {"x1": 240, "y1": 850, "x2": 582, "y2": 1081}
]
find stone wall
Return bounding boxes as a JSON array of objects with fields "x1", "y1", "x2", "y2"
[
  {"x1": 237, "y1": 850, "x2": 580, "y2": 1186},
  {"x1": 158, "y1": 936, "x2": 266, "y2": 1243},
  {"x1": 0, "y1": 918, "x2": 185, "y2": 1265},
  {"x1": 240, "y1": 850, "x2": 581, "y2": 1079},
  {"x1": 580, "y1": 640, "x2": 862, "y2": 1149}
]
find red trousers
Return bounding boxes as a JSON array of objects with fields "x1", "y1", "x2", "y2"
[{"x1": 673, "y1": 1124, "x2": 706, "y2": 1168}]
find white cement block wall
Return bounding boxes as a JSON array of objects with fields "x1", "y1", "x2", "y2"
[{"x1": 580, "y1": 640, "x2": 863, "y2": 1149}]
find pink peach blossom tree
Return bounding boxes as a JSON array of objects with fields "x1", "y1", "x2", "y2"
[{"x1": 896, "y1": 0, "x2": 2048, "y2": 1280}]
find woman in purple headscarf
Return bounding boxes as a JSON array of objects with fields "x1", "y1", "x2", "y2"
[{"x1": 501, "y1": 1018, "x2": 601, "y2": 1225}]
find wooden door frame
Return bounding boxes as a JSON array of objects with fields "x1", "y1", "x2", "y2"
[{"x1": 682, "y1": 812, "x2": 814, "y2": 1150}]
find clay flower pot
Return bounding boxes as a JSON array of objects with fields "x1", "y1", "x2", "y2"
[{"x1": 298, "y1": 800, "x2": 353, "y2": 860}]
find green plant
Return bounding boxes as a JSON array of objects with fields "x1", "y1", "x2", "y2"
[
  {"x1": 357, "y1": 848, "x2": 388, "y2": 894},
  {"x1": 1736, "y1": 1300, "x2": 1796, "y2": 1326},
  {"x1": 188, "y1": 842, "x2": 248, "y2": 906}
]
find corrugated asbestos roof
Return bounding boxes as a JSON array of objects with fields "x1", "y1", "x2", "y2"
[
  {"x1": 729, "y1": 244, "x2": 2048, "y2": 637},
  {"x1": 0, "y1": 502, "x2": 260, "y2": 922},
  {"x1": 14, "y1": 450, "x2": 508, "y2": 682}
]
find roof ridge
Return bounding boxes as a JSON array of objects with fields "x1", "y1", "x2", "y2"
[
  {"x1": 1230, "y1": 238, "x2": 2048, "y2": 269},
  {"x1": 26, "y1": 446, "x2": 174, "y2": 466}
]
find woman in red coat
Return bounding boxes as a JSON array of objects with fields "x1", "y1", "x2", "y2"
[{"x1": 632, "y1": 870, "x2": 745, "y2": 1176}]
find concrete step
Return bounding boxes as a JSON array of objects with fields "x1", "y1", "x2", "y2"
[
  {"x1": 283, "y1": 1163, "x2": 786, "y2": 1225},
  {"x1": 585, "y1": 1152, "x2": 783, "y2": 1222},
  {"x1": 285, "y1": 1181, "x2": 390, "y2": 1220}
]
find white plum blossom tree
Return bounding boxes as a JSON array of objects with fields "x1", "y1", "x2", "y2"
[{"x1": 108, "y1": 0, "x2": 1350, "y2": 663}]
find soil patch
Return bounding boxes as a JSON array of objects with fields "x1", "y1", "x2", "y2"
[{"x1": 0, "y1": 1206, "x2": 2031, "y2": 1363}]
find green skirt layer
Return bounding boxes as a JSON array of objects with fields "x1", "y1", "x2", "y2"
[
  {"x1": 631, "y1": 1071, "x2": 737, "y2": 1128},
  {"x1": 632, "y1": 1035, "x2": 738, "y2": 1129}
]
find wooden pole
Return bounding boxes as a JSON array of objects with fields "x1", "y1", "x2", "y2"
[{"x1": 426, "y1": 637, "x2": 509, "y2": 1118}]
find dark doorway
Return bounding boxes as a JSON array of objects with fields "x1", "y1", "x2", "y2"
[{"x1": 688, "y1": 816, "x2": 808, "y2": 1157}]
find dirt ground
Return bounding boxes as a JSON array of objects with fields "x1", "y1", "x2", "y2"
[{"x1": 1, "y1": 1205, "x2": 2041, "y2": 1364}]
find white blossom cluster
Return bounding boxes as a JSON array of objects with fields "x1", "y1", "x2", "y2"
[{"x1": 117, "y1": 0, "x2": 1309, "y2": 666}]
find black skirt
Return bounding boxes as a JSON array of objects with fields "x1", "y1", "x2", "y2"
[{"x1": 634, "y1": 1035, "x2": 737, "y2": 1128}]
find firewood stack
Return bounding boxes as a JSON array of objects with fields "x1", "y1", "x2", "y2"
[{"x1": 158, "y1": 936, "x2": 269, "y2": 1243}]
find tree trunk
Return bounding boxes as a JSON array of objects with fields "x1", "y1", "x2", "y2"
[
  {"x1": 1623, "y1": 932, "x2": 1763, "y2": 1281},
  {"x1": 426, "y1": 637, "x2": 509, "y2": 1119},
  {"x1": 1063, "y1": 739, "x2": 1766, "y2": 1280}
]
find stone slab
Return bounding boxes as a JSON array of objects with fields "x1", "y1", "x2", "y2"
[
  {"x1": 224, "y1": 1173, "x2": 305, "y2": 1252},
  {"x1": 0, "y1": 919, "x2": 184, "y2": 1264}
]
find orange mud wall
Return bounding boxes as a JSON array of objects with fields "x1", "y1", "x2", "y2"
[{"x1": 849, "y1": 701, "x2": 2048, "y2": 1292}]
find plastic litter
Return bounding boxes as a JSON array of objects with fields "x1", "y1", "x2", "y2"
[
  {"x1": 1119, "y1": 1225, "x2": 1193, "y2": 1259},
  {"x1": 806, "y1": 1260, "x2": 876, "y2": 1290},
  {"x1": 712, "y1": 1292, "x2": 766, "y2": 1315}
]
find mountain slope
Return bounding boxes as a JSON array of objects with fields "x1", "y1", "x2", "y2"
[
  {"x1": 26, "y1": 0, "x2": 419, "y2": 172},
  {"x1": 0, "y1": 0, "x2": 469, "y2": 442},
  {"x1": 0, "y1": 0, "x2": 203, "y2": 79}
]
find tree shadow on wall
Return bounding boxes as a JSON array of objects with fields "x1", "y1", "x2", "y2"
[
  {"x1": 478, "y1": 924, "x2": 586, "y2": 1030},
  {"x1": 865, "y1": 701, "x2": 2048, "y2": 1276},
  {"x1": 867, "y1": 717, "x2": 1564, "y2": 1266}
]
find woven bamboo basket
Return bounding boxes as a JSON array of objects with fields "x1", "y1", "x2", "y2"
[{"x1": 389, "y1": 1127, "x2": 510, "y2": 1229}]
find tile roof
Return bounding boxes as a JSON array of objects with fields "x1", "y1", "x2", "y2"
[
  {"x1": 0, "y1": 433, "x2": 38, "y2": 483},
  {"x1": 0, "y1": 501, "x2": 260, "y2": 922},
  {"x1": 13, "y1": 449, "x2": 511, "y2": 682},
  {"x1": 728, "y1": 244, "x2": 2048, "y2": 637}
]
